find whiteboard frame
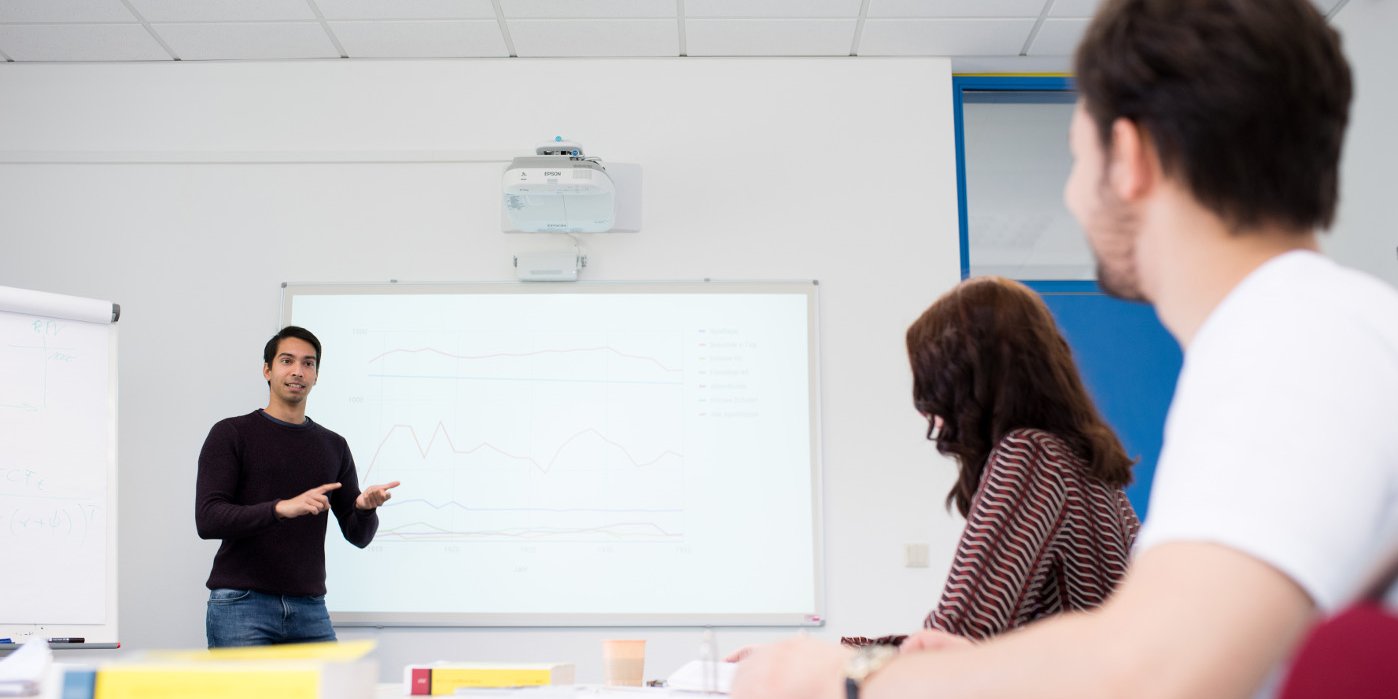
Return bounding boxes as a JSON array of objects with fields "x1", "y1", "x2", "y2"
[
  {"x1": 280, "y1": 280, "x2": 825, "y2": 628},
  {"x1": 0, "y1": 315, "x2": 119, "y2": 647}
]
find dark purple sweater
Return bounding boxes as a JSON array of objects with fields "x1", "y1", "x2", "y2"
[{"x1": 196, "y1": 410, "x2": 378, "y2": 596}]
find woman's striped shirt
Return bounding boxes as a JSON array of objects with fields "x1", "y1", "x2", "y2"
[{"x1": 923, "y1": 428, "x2": 1140, "y2": 640}]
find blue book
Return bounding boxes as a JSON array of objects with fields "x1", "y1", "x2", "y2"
[{"x1": 60, "y1": 668, "x2": 96, "y2": 699}]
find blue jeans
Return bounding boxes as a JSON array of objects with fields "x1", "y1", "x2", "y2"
[{"x1": 206, "y1": 588, "x2": 337, "y2": 648}]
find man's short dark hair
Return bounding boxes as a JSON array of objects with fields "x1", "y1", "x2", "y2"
[
  {"x1": 263, "y1": 326, "x2": 322, "y2": 367},
  {"x1": 1074, "y1": 0, "x2": 1352, "y2": 233}
]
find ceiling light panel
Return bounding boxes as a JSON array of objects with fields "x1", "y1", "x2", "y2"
[
  {"x1": 154, "y1": 22, "x2": 339, "y2": 59},
  {"x1": 1028, "y1": 18, "x2": 1088, "y2": 55},
  {"x1": 859, "y1": 18, "x2": 1036, "y2": 55},
  {"x1": 868, "y1": 0, "x2": 1047, "y2": 18},
  {"x1": 313, "y1": 0, "x2": 497, "y2": 20},
  {"x1": 329, "y1": 19, "x2": 508, "y2": 57},
  {"x1": 686, "y1": 0, "x2": 862, "y2": 17},
  {"x1": 1047, "y1": 0, "x2": 1100, "y2": 17},
  {"x1": 686, "y1": 19, "x2": 856, "y2": 55},
  {"x1": 0, "y1": 0, "x2": 136, "y2": 23},
  {"x1": 501, "y1": 0, "x2": 676, "y2": 18},
  {"x1": 508, "y1": 18, "x2": 677, "y2": 56},
  {"x1": 126, "y1": 0, "x2": 317, "y2": 23},
  {"x1": 0, "y1": 23, "x2": 168, "y2": 60}
]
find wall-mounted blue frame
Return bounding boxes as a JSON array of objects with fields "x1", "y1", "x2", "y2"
[{"x1": 951, "y1": 75, "x2": 1179, "y2": 519}]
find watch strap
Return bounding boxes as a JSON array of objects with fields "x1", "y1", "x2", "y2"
[{"x1": 843, "y1": 643, "x2": 897, "y2": 699}]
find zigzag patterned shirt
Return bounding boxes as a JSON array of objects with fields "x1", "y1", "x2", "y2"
[{"x1": 923, "y1": 428, "x2": 1140, "y2": 641}]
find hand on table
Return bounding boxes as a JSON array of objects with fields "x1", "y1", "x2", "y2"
[
  {"x1": 725, "y1": 644, "x2": 762, "y2": 663},
  {"x1": 899, "y1": 629, "x2": 973, "y2": 654},
  {"x1": 730, "y1": 636, "x2": 850, "y2": 699}
]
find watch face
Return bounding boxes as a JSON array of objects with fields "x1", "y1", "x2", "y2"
[
  {"x1": 847, "y1": 656, "x2": 872, "y2": 682},
  {"x1": 847, "y1": 645, "x2": 898, "y2": 683}
]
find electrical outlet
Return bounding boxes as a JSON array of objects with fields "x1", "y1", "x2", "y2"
[{"x1": 905, "y1": 543, "x2": 930, "y2": 568}]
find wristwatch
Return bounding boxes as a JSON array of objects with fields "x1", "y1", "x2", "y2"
[{"x1": 844, "y1": 644, "x2": 899, "y2": 699}]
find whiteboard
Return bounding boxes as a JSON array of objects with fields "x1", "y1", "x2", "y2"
[
  {"x1": 0, "y1": 286, "x2": 119, "y2": 646},
  {"x1": 283, "y1": 281, "x2": 824, "y2": 626}
]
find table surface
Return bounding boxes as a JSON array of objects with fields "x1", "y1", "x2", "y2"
[{"x1": 374, "y1": 682, "x2": 696, "y2": 697}]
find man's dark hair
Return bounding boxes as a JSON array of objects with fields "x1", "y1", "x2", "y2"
[
  {"x1": 263, "y1": 326, "x2": 322, "y2": 367},
  {"x1": 1074, "y1": 0, "x2": 1352, "y2": 233}
]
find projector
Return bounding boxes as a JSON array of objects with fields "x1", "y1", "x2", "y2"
[{"x1": 503, "y1": 142, "x2": 616, "y2": 233}]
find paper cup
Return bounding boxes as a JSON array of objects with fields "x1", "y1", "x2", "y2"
[{"x1": 602, "y1": 639, "x2": 646, "y2": 687}]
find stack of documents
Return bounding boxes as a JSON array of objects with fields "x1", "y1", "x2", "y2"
[
  {"x1": 60, "y1": 639, "x2": 377, "y2": 699},
  {"x1": 0, "y1": 639, "x2": 50, "y2": 697},
  {"x1": 404, "y1": 661, "x2": 575, "y2": 695},
  {"x1": 664, "y1": 659, "x2": 735, "y2": 694}
]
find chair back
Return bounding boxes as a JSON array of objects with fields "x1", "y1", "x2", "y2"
[{"x1": 1278, "y1": 547, "x2": 1398, "y2": 699}]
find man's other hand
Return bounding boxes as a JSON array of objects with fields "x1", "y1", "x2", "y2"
[{"x1": 356, "y1": 481, "x2": 401, "y2": 510}]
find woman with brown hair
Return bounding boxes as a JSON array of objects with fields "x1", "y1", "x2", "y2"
[
  {"x1": 848, "y1": 276, "x2": 1140, "y2": 650},
  {"x1": 911, "y1": 275, "x2": 1139, "y2": 638}
]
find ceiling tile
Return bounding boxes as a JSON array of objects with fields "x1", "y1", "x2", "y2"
[
  {"x1": 868, "y1": 0, "x2": 1047, "y2": 18},
  {"x1": 686, "y1": 0, "x2": 861, "y2": 18},
  {"x1": 953, "y1": 55, "x2": 1071, "y2": 73},
  {"x1": 502, "y1": 0, "x2": 676, "y2": 18},
  {"x1": 0, "y1": 0, "x2": 136, "y2": 23},
  {"x1": 0, "y1": 24, "x2": 169, "y2": 60},
  {"x1": 508, "y1": 19, "x2": 677, "y2": 56},
  {"x1": 126, "y1": 0, "x2": 316, "y2": 23},
  {"x1": 1049, "y1": 0, "x2": 1100, "y2": 17},
  {"x1": 154, "y1": 22, "x2": 339, "y2": 59},
  {"x1": 859, "y1": 18, "x2": 1035, "y2": 55},
  {"x1": 329, "y1": 19, "x2": 507, "y2": 56},
  {"x1": 314, "y1": 0, "x2": 497, "y2": 20},
  {"x1": 1028, "y1": 17, "x2": 1088, "y2": 55},
  {"x1": 1054, "y1": 0, "x2": 1338, "y2": 19},
  {"x1": 1311, "y1": 0, "x2": 1343, "y2": 15},
  {"x1": 687, "y1": 19, "x2": 854, "y2": 56}
]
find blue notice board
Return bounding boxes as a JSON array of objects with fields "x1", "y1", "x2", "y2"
[
  {"x1": 952, "y1": 75, "x2": 1182, "y2": 521},
  {"x1": 1033, "y1": 287, "x2": 1182, "y2": 520}
]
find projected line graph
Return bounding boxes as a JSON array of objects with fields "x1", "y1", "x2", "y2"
[
  {"x1": 387, "y1": 497, "x2": 683, "y2": 514},
  {"x1": 343, "y1": 329, "x2": 689, "y2": 543},
  {"x1": 362, "y1": 423, "x2": 685, "y2": 482},
  {"x1": 370, "y1": 496, "x2": 687, "y2": 542},
  {"x1": 376, "y1": 518, "x2": 684, "y2": 542},
  {"x1": 367, "y1": 373, "x2": 682, "y2": 386},
  {"x1": 359, "y1": 419, "x2": 688, "y2": 543},
  {"x1": 362, "y1": 341, "x2": 687, "y2": 391},
  {"x1": 371, "y1": 501, "x2": 687, "y2": 542},
  {"x1": 376, "y1": 508, "x2": 685, "y2": 543},
  {"x1": 368, "y1": 345, "x2": 683, "y2": 375}
]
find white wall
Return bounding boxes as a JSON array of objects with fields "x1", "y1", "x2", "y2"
[
  {"x1": 0, "y1": 57, "x2": 964, "y2": 681},
  {"x1": 1327, "y1": 0, "x2": 1398, "y2": 288}
]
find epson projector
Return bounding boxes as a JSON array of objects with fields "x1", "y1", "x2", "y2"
[{"x1": 503, "y1": 153, "x2": 616, "y2": 233}]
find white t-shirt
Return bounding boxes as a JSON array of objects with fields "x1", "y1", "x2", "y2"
[{"x1": 1136, "y1": 250, "x2": 1398, "y2": 611}]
